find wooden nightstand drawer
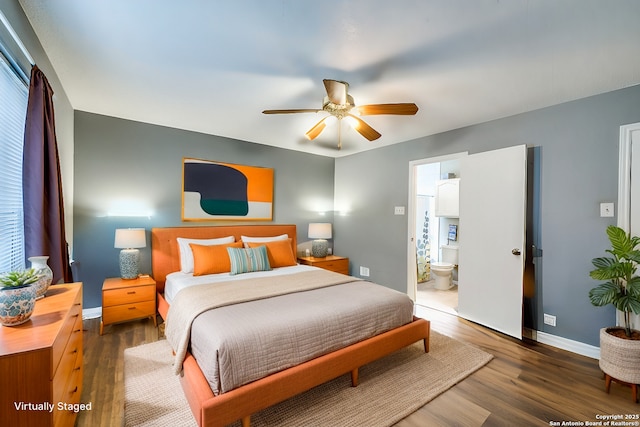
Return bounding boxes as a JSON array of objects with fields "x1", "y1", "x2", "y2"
[
  {"x1": 318, "y1": 259, "x2": 348, "y2": 273},
  {"x1": 103, "y1": 284, "x2": 155, "y2": 306},
  {"x1": 297, "y1": 255, "x2": 349, "y2": 275},
  {"x1": 102, "y1": 300, "x2": 156, "y2": 324}
]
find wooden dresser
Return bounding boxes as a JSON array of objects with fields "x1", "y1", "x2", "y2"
[
  {"x1": 0, "y1": 283, "x2": 83, "y2": 427},
  {"x1": 297, "y1": 255, "x2": 349, "y2": 275}
]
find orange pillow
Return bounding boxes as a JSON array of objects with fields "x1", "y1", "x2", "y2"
[
  {"x1": 190, "y1": 241, "x2": 243, "y2": 276},
  {"x1": 247, "y1": 239, "x2": 296, "y2": 268}
]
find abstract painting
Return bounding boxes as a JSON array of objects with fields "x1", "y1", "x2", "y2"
[{"x1": 182, "y1": 158, "x2": 273, "y2": 221}]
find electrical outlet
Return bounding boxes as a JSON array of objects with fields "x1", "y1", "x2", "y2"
[
  {"x1": 543, "y1": 313, "x2": 556, "y2": 327},
  {"x1": 600, "y1": 202, "x2": 614, "y2": 218},
  {"x1": 359, "y1": 266, "x2": 370, "y2": 277},
  {"x1": 394, "y1": 206, "x2": 405, "y2": 215}
]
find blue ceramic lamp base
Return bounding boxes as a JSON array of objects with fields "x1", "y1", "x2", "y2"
[
  {"x1": 119, "y1": 249, "x2": 140, "y2": 279},
  {"x1": 311, "y1": 239, "x2": 328, "y2": 258}
]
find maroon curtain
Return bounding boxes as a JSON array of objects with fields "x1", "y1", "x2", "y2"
[{"x1": 22, "y1": 65, "x2": 72, "y2": 284}]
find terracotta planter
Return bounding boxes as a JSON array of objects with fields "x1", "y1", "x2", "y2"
[
  {"x1": 599, "y1": 327, "x2": 640, "y2": 385},
  {"x1": 0, "y1": 285, "x2": 37, "y2": 326}
]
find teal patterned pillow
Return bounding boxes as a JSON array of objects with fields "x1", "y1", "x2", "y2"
[{"x1": 227, "y1": 245, "x2": 271, "y2": 275}]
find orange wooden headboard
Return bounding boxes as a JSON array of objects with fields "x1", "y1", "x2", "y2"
[{"x1": 151, "y1": 224, "x2": 297, "y2": 293}]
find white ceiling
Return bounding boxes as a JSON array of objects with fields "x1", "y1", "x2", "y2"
[{"x1": 18, "y1": 0, "x2": 640, "y2": 157}]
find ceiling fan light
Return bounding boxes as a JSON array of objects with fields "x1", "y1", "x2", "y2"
[
  {"x1": 345, "y1": 116, "x2": 360, "y2": 129},
  {"x1": 305, "y1": 119, "x2": 327, "y2": 140}
]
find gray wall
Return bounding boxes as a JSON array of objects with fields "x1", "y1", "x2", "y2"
[
  {"x1": 334, "y1": 84, "x2": 640, "y2": 347},
  {"x1": 73, "y1": 85, "x2": 640, "y2": 347},
  {"x1": 73, "y1": 111, "x2": 335, "y2": 309}
]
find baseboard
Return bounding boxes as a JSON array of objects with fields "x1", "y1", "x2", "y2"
[
  {"x1": 536, "y1": 331, "x2": 600, "y2": 360},
  {"x1": 83, "y1": 306, "x2": 102, "y2": 320}
]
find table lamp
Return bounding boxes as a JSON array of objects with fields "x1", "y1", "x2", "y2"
[
  {"x1": 114, "y1": 228, "x2": 146, "y2": 279},
  {"x1": 308, "y1": 223, "x2": 332, "y2": 258}
]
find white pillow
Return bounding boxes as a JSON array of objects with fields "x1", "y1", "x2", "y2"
[
  {"x1": 177, "y1": 236, "x2": 235, "y2": 273},
  {"x1": 240, "y1": 234, "x2": 288, "y2": 248}
]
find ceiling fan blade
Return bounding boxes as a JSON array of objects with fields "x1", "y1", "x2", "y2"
[
  {"x1": 262, "y1": 109, "x2": 322, "y2": 114},
  {"x1": 356, "y1": 103, "x2": 419, "y2": 116},
  {"x1": 346, "y1": 114, "x2": 381, "y2": 141},
  {"x1": 323, "y1": 79, "x2": 349, "y2": 105},
  {"x1": 305, "y1": 117, "x2": 329, "y2": 140}
]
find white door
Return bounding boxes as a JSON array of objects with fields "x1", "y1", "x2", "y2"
[{"x1": 457, "y1": 145, "x2": 527, "y2": 339}]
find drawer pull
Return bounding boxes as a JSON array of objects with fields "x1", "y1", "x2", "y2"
[
  {"x1": 70, "y1": 386, "x2": 78, "y2": 394},
  {"x1": 128, "y1": 307, "x2": 137, "y2": 310},
  {"x1": 72, "y1": 348, "x2": 78, "y2": 354},
  {"x1": 74, "y1": 329, "x2": 81, "y2": 333},
  {"x1": 127, "y1": 291, "x2": 136, "y2": 294},
  {"x1": 74, "y1": 366, "x2": 81, "y2": 371}
]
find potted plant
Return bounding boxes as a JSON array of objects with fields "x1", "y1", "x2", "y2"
[
  {"x1": 0, "y1": 269, "x2": 39, "y2": 326},
  {"x1": 588, "y1": 225, "x2": 640, "y2": 394}
]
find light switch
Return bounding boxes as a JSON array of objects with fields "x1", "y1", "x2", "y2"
[{"x1": 600, "y1": 202, "x2": 614, "y2": 218}]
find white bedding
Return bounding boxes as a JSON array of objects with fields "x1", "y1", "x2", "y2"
[
  {"x1": 164, "y1": 268, "x2": 415, "y2": 395},
  {"x1": 164, "y1": 264, "x2": 318, "y2": 304}
]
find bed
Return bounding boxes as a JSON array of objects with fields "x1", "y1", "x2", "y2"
[{"x1": 151, "y1": 224, "x2": 430, "y2": 427}]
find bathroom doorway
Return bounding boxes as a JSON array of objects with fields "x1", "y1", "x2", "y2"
[
  {"x1": 409, "y1": 154, "x2": 464, "y2": 315},
  {"x1": 408, "y1": 145, "x2": 533, "y2": 340}
]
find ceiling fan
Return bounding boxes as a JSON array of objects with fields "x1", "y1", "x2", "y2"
[{"x1": 262, "y1": 79, "x2": 419, "y2": 149}]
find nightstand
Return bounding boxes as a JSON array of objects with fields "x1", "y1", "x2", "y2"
[
  {"x1": 100, "y1": 276, "x2": 157, "y2": 335},
  {"x1": 297, "y1": 255, "x2": 349, "y2": 275}
]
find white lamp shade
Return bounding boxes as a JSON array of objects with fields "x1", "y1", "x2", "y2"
[
  {"x1": 114, "y1": 228, "x2": 146, "y2": 249},
  {"x1": 308, "y1": 223, "x2": 332, "y2": 239}
]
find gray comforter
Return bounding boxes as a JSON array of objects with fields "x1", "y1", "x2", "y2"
[{"x1": 166, "y1": 269, "x2": 414, "y2": 395}]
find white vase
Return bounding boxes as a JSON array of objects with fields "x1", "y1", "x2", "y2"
[{"x1": 28, "y1": 256, "x2": 53, "y2": 299}]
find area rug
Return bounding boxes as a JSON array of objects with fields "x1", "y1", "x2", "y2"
[{"x1": 124, "y1": 331, "x2": 493, "y2": 427}]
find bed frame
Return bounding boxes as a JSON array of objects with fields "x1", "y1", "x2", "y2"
[{"x1": 151, "y1": 225, "x2": 430, "y2": 427}]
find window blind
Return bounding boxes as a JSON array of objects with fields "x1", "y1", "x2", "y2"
[{"x1": 0, "y1": 52, "x2": 28, "y2": 272}]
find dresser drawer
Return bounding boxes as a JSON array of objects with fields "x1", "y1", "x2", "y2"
[
  {"x1": 102, "y1": 299, "x2": 156, "y2": 324},
  {"x1": 103, "y1": 284, "x2": 155, "y2": 306},
  {"x1": 51, "y1": 295, "x2": 82, "y2": 375},
  {"x1": 52, "y1": 320, "x2": 82, "y2": 403},
  {"x1": 53, "y1": 354, "x2": 83, "y2": 427}
]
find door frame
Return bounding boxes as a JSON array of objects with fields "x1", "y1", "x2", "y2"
[
  {"x1": 617, "y1": 122, "x2": 640, "y2": 330},
  {"x1": 407, "y1": 152, "x2": 468, "y2": 300},
  {"x1": 617, "y1": 122, "x2": 640, "y2": 231}
]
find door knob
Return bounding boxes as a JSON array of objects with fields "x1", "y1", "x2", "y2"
[{"x1": 512, "y1": 248, "x2": 521, "y2": 255}]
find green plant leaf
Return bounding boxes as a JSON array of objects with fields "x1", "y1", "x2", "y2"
[
  {"x1": 627, "y1": 276, "x2": 640, "y2": 298},
  {"x1": 626, "y1": 249, "x2": 640, "y2": 264},
  {"x1": 589, "y1": 282, "x2": 619, "y2": 307},
  {"x1": 615, "y1": 295, "x2": 640, "y2": 315},
  {"x1": 591, "y1": 256, "x2": 616, "y2": 269},
  {"x1": 607, "y1": 225, "x2": 634, "y2": 254},
  {"x1": 590, "y1": 257, "x2": 623, "y2": 280}
]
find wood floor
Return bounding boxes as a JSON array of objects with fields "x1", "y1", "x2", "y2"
[{"x1": 77, "y1": 307, "x2": 639, "y2": 427}]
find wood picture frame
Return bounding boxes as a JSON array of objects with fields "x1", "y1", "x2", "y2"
[{"x1": 182, "y1": 158, "x2": 273, "y2": 221}]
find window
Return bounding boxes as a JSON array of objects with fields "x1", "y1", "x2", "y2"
[{"x1": 0, "y1": 51, "x2": 28, "y2": 272}]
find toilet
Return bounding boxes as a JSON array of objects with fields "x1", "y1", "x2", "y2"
[{"x1": 430, "y1": 245, "x2": 459, "y2": 290}]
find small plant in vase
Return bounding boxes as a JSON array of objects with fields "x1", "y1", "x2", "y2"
[
  {"x1": 588, "y1": 225, "x2": 640, "y2": 338},
  {"x1": 0, "y1": 269, "x2": 39, "y2": 326},
  {"x1": 588, "y1": 225, "x2": 640, "y2": 400}
]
